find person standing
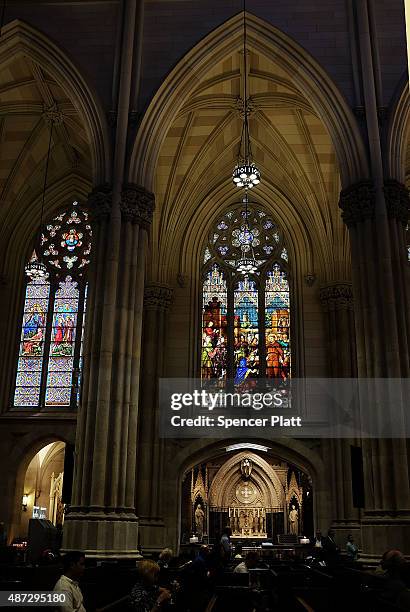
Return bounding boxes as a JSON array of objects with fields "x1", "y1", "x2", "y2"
[
  {"x1": 220, "y1": 527, "x2": 232, "y2": 562},
  {"x1": 346, "y1": 534, "x2": 359, "y2": 561}
]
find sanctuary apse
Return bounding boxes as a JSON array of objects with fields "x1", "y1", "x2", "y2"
[
  {"x1": 182, "y1": 451, "x2": 312, "y2": 545},
  {"x1": 0, "y1": 0, "x2": 409, "y2": 565}
]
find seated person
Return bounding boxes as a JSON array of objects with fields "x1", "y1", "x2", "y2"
[
  {"x1": 311, "y1": 529, "x2": 324, "y2": 548},
  {"x1": 130, "y1": 560, "x2": 171, "y2": 612},
  {"x1": 158, "y1": 548, "x2": 174, "y2": 588},
  {"x1": 375, "y1": 549, "x2": 410, "y2": 609},
  {"x1": 53, "y1": 551, "x2": 86, "y2": 612},
  {"x1": 234, "y1": 551, "x2": 259, "y2": 573}
]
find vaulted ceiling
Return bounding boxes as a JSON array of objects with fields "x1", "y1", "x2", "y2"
[
  {"x1": 153, "y1": 47, "x2": 348, "y2": 281},
  {"x1": 0, "y1": 54, "x2": 92, "y2": 254}
]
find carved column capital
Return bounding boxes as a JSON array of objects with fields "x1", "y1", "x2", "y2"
[
  {"x1": 144, "y1": 283, "x2": 173, "y2": 311},
  {"x1": 88, "y1": 184, "x2": 112, "y2": 222},
  {"x1": 319, "y1": 283, "x2": 354, "y2": 311},
  {"x1": 383, "y1": 179, "x2": 410, "y2": 226},
  {"x1": 339, "y1": 180, "x2": 376, "y2": 227},
  {"x1": 120, "y1": 184, "x2": 155, "y2": 226}
]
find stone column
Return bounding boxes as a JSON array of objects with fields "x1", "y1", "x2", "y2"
[
  {"x1": 320, "y1": 283, "x2": 360, "y2": 545},
  {"x1": 339, "y1": 181, "x2": 410, "y2": 559},
  {"x1": 62, "y1": 184, "x2": 154, "y2": 558},
  {"x1": 136, "y1": 283, "x2": 172, "y2": 553},
  {"x1": 319, "y1": 283, "x2": 357, "y2": 379}
]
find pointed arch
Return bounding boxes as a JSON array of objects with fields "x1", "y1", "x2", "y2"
[
  {"x1": 0, "y1": 19, "x2": 110, "y2": 183},
  {"x1": 130, "y1": 12, "x2": 368, "y2": 190},
  {"x1": 386, "y1": 76, "x2": 410, "y2": 183}
]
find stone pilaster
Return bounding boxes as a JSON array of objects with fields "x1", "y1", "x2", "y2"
[
  {"x1": 319, "y1": 283, "x2": 360, "y2": 545},
  {"x1": 62, "y1": 184, "x2": 154, "y2": 558},
  {"x1": 136, "y1": 283, "x2": 172, "y2": 553},
  {"x1": 339, "y1": 180, "x2": 410, "y2": 559},
  {"x1": 319, "y1": 282, "x2": 356, "y2": 378}
]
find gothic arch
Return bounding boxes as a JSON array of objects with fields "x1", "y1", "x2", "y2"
[
  {"x1": 130, "y1": 12, "x2": 368, "y2": 190},
  {"x1": 0, "y1": 175, "x2": 91, "y2": 412},
  {"x1": 208, "y1": 451, "x2": 285, "y2": 509},
  {"x1": 386, "y1": 76, "x2": 410, "y2": 184},
  {"x1": 161, "y1": 437, "x2": 330, "y2": 551},
  {"x1": 5, "y1": 430, "x2": 74, "y2": 543},
  {"x1": 0, "y1": 19, "x2": 110, "y2": 184}
]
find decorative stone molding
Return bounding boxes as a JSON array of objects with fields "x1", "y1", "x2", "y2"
[
  {"x1": 144, "y1": 283, "x2": 173, "y2": 311},
  {"x1": 319, "y1": 283, "x2": 354, "y2": 311},
  {"x1": 87, "y1": 184, "x2": 112, "y2": 222},
  {"x1": 120, "y1": 184, "x2": 155, "y2": 226},
  {"x1": 383, "y1": 179, "x2": 410, "y2": 226},
  {"x1": 304, "y1": 273, "x2": 316, "y2": 287},
  {"x1": 42, "y1": 103, "x2": 64, "y2": 125},
  {"x1": 234, "y1": 95, "x2": 257, "y2": 118},
  {"x1": 177, "y1": 273, "x2": 188, "y2": 288},
  {"x1": 339, "y1": 181, "x2": 376, "y2": 227}
]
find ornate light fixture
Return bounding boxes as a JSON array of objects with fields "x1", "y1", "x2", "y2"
[
  {"x1": 25, "y1": 117, "x2": 54, "y2": 280},
  {"x1": 232, "y1": 1, "x2": 261, "y2": 190},
  {"x1": 236, "y1": 194, "x2": 258, "y2": 275}
]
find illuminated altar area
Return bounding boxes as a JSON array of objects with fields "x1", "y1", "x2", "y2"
[{"x1": 181, "y1": 449, "x2": 312, "y2": 543}]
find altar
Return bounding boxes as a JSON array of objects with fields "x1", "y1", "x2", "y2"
[
  {"x1": 228, "y1": 506, "x2": 267, "y2": 538},
  {"x1": 182, "y1": 450, "x2": 311, "y2": 544}
]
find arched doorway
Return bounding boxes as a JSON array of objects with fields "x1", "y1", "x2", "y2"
[
  {"x1": 17, "y1": 441, "x2": 68, "y2": 543},
  {"x1": 180, "y1": 446, "x2": 313, "y2": 545}
]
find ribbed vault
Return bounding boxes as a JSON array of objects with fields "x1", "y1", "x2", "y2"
[
  {"x1": 0, "y1": 20, "x2": 109, "y2": 279},
  {"x1": 133, "y1": 14, "x2": 359, "y2": 284},
  {"x1": 0, "y1": 53, "x2": 92, "y2": 260}
]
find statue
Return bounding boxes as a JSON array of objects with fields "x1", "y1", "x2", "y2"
[
  {"x1": 195, "y1": 503, "x2": 205, "y2": 538},
  {"x1": 288, "y1": 504, "x2": 299, "y2": 535},
  {"x1": 240, "y1": 457, "x2": 252, "y2": 479}
]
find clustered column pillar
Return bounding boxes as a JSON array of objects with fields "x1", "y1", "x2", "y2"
[
  {"x1": 319, "y1": 283, "x2": 360, "y2": 544},
  {"x1": 63, "y1": 184, "x2": 154, "y2": 558},
  {"x1": 136, "y1": 283, "x2": 172, "y2": 553},
  {"x1": 339, "y1": 180, "x2": 410, "y2": 558}
]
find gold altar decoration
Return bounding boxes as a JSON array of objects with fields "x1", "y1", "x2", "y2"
[
  {"x1": 208, "y1": 451, "x2": 286, "y2": 538},
  {"x1": 229, "y1": 506, "x2": 267, "y2": 537}
]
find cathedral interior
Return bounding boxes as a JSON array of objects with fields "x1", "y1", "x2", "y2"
[{"x1": 0, "y1": 0, "x2": 409, "y2": 610}]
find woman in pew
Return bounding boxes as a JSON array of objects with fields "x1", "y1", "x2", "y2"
[
  {"x1": 233, "y1": 551, "x2": 260, "y2": 574},
  {"x1": 129, "y1": 560, "x2": 171, "y2": 612}
]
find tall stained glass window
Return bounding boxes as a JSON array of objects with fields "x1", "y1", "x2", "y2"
[
  {"x1": 201, "y1": 202, "x2": 290, "y2": 385},
  {"x1": 234, "y1": 277, "x2": 259, "y2": 383},
  {"x1": 202, "y1": 265, "x2": 228, "y2": 380},
  {"x1": 13, "y1": 201, "x2": 92, "y2": 409}
]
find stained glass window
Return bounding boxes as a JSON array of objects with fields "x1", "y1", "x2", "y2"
[
  {"x1": 14, "y1": 277, "x2": 50, "y2": 406},
  {"x1": 234, "y1": 277, "x2": 259, "y2": 384},
  {"x1": 201, "y1": 201, "x2": 290, "y2": 384},
  {"x1": 13, "y1": 201, "x2": 91, "y2": 409},
  {"x1": 201, "y1": 264, "x2": 228, "y2": 380},
  {"x1": 265, "y1": 264, "x2": 290, "y2": 382},
  {"x1": 45, "y1": 276, "x2": 79, "y2": 406}
]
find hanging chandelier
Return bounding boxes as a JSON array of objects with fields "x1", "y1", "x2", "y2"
[
  {"x1": 236, "y1": 194, "x2": 258, "y2": 275},
  {"x1": 232, "y1": 2, "x2": 261, "y2": 190},
  {"x1": 25, "y1": 117, "x2": 54, "y2": 280}
]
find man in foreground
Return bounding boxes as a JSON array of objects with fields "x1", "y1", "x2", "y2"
[{"x1": 53, "y1": 551, "x2": 86, "y2": 612}]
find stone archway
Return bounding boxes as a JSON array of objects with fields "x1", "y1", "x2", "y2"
[
  {"x1": 207, "y1": 451, "x2": 287, "y2": 540},
  {"x1": 160, "y1": 438, "x2": 328, "y2": 552},
  {"x1": 130, "y1": 12, "x2": 367, "y2": 192},
  {"x1": 386, "y1": 77, "x2": 410, "y2": 184}
]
